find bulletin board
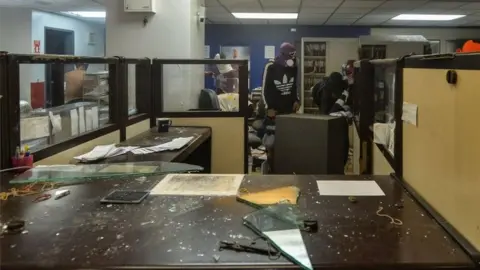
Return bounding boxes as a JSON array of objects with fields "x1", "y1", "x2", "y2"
[{"x1": 402, "y1": 67, "x2": 480, "y2": 251}]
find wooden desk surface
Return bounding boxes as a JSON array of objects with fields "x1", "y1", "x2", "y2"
[
  {"x1": 0, "y1": 175, "x2": 474, "y2": 270},
  {"x1": 73, "y1": 126, "x2": 211, "y2": 164}
]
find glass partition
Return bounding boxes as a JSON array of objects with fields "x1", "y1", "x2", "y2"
[
  {"x1": 3, "y1": 54, "x2": 120, "y2": 164},
  {"x1": 153, "y1": 59, "x2": 249, "y2": 115}
]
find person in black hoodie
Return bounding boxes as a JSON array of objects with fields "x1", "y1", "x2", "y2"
[{"x1": 260, "y1": 42, "x2": 299, "y2": 173}]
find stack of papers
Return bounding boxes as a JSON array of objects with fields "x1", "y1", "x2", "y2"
[
  {"x1": 74, "y1": 144, "x2": 139, "y2": 162},
  {"x1": 131, "y1": 137, "x2": 194, "y2": 155}
]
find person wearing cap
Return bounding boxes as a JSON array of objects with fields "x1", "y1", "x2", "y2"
[{"x1": 260, "y1": 42, "x2": 300, "y2": 173}]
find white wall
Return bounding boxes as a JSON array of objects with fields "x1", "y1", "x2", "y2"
[
  {"x1": 29, "y1": 11, "x2": 106, "y2": 102},
  {"x1": 0, "y1": 8, "x2": 33, "y2": 101},
  {"x1": 106, "y1": 0, "x2": 205, "y2": 112},
  {"x1": 371, "y1": 28, "x2": 480, "y2": 53}
]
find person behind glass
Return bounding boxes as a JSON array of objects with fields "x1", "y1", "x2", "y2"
[
  {"x1": 261, "y1": 42, "x2": 300, "y2": 172},
  {"x1": 65, "y1": 63, "x2": 87, "y2": 103}
]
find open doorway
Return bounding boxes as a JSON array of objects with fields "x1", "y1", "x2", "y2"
[{"x1": 44, "y1": 27, "x2": 74, "y2": 107}]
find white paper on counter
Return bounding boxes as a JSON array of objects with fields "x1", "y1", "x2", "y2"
[
  {"x1": 78, "y1": 106, "x2": 86, "y2": 133},
  {"x1": 85, "y1": 109, "x2": 93, "y2": 131},
  {"x1": 316, "y1": 180, "x2": 385, "y2": 196},
  {"x1": 70, "y1": 109, "x2": 79, "y2": 136},
  {"x1": 150, "y1": 174, "x2": 244, "y2": 196},
  {"x1": 91, "y1": 106, "x2": 99, "y2": 129},
  {"x1": 402, "y1": 102, "x2": 418, "y2": 126},
  {"x1": 264, "y1": 45, "x2": 275, "y2": 59},
  {"x1": 20, "y1": 116, "x2": 50, "y2": 141}
]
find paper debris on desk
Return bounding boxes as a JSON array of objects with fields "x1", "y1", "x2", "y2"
[
  {"x1": 264, "y1": 229, "x2": 312, "y2": 270},
  {"x1": 316, "y1": 180, "x2": 385, "y2": 196},
  {"x1": 74, "y1": 145, "x2": 139, "y2": 162},
  {"x1": 20, "y1": 116, "x2": 50, "y2": 141},
  {"x1": 70, "y1": 109, "x2": 79, "y2": 136},
  {"x1": 150, "y1": 174, "x2": 244, "y2": 196},
  {"x1": 131, "y1": 136, "x2": 194, "y2": 155},
  {"x1": 402, "y1": 102, "x2": 418, "y2": 126}
]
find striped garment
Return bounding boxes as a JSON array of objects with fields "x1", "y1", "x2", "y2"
[{"x1": 329, "y1": 89, "x2": 353, "y2": 118}]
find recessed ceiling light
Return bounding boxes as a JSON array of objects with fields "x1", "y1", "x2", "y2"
[
  {"x1": 63, "y1": 11, "x2": 106, "y2": 18},
  {"x1": 392, "y1": 14, "x2": 465, "y2": 21},
  {"x1": 232, "y1": 13, "x2": 298, "y2": 19}
]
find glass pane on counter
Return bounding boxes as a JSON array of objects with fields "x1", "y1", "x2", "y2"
[
  {"x1": 10, "y1": 161, "x2": 204, "y2": 184},
  {"x1": 19, "y1": 63, "x2": 110, "y2": 153}
]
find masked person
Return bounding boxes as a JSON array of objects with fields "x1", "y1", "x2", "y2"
[{"x1": 260, "y1": 42, "x2": 300, "y2": 173}]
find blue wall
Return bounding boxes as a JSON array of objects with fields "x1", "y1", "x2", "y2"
[{"x1": 205, "y1": 25, "x2": 370, "y2": 89}]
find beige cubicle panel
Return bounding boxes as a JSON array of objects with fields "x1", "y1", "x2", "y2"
[
  {"x1": 171, "y1": 117, "x2": 245, "y2": 174},
  {"x1": 34, "y1": 131, "x2": 120, "y2": 165},
  {"x1": 403, "y1": 68, "x2": 480, "y2": 250}
]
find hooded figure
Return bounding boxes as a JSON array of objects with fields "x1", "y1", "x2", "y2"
[
  {"x1": 259, "y1": 42, "x2": 300, "y2": 173},
  {"x1": 262, "y1": 42, "x2": 300, "y2": 116}
]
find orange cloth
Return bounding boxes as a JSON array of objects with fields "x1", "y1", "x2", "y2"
[
  {"x1": 459, "y1": 40, "x2": 480, "y2": 53},
  {"x1": 65, "y1": 69, "x2": 85, "y2": 102}
]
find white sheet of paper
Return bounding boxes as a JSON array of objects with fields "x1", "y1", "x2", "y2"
[
  {"x1": 91, "y1": 106, "x2": 99, "y2": 129},
  {"x1": 316, "y1": 180, "x2": 385, "y2": 196},
  {"x1": 48, "y1": 111, "x2": 62, "y2": 134},
  {"x1": 70, "y1": 109, "x2": 79, "y2": 136},
  {"x1": 78, "y1": 106, "x2": 86, "y2": 133},
  {"x1": 204, "y1": 45, "x2": 210, "y2": 59},
  {"x1": 85, "y1": 109, "x2": 93, "y2": 131},
  {"x1": 20, "y1": 116, "x2": 50, "y2": 141},
  {"x1": 150, "y1": 174, "x2": 244, "y2": 196},
  {"x1": 264, "y1": 45, "x2": 275, "y2": 59},
  {"x1": 264, "y1": 229, "x2": 312, "y2": 270},
  {"x1": 74, "y1": 144, "x2": 115, "y2": 161},
  {"x1": 402, "y1": 102, "x2": 418, "y2": 126}
]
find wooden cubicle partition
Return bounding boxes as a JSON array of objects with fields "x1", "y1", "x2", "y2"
[{"x1": 403, "y1": 54, "x2": 480, "y2": 252}]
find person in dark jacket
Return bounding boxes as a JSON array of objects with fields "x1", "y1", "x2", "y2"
[{"x1": 260, "y1": 42, "x2": 300, "y2": 173}]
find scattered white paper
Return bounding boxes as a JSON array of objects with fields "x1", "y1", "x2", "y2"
[
  {"x1": 91, "y1": 106, "x2": 99, "y2": 129},
  {"x1": 48, "y1": 111, "x2": 62, "y2": 134},
  {"x1": 70, "y1": 109, "x2": 79, "y2": 136},
  {"x1": 316, "y1": 180, "x2": 385, "y2": 196},
  {"x1": 373, "y1": 123, "x2": 390, "y2": 145},
  {"x1": 264, "y1": 229, "x2": 312, "y2": 270},
  {"x1": 204, "y1": 45, "x2": 210, "y2": 59},
  {"x1": 85, "y1": 109, "x2": 93, "y2": 131},
  {"x1": 131, "y1": 136, "x2": 194, "y2": 155},
  {"x1": 150, "y1": 174, "x2": 244, "y2": 196},
  {"x1": 78, "y1": 106, "x2": 86, "y2": 133},
  {"x1": 402, "y1": 102, "x2": 418, "y2": 126},
  {"x1": 74, "y1": 145, "x2": 139, "y2": 162},
  {"x1": 20, "y1": 116, "x2": 50, "y2": 141},
  {"x1": 264, "y1": 45, "x2": 275, "y2": 59}
]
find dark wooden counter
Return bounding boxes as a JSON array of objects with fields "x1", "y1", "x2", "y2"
[
  {"x1": 0, "y1": 175, "x2": 475, "y2": 270},
  {"x1": 72, "y1": 127, "x2": 212, "y2": 170}
]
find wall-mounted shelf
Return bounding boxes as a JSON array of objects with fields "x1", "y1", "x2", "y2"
[{"x1": 124, "y1": 0, "x2": 156, "y2": 13}]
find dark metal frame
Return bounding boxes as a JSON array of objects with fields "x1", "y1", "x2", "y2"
[
  {"x1": 2, "y1": 54, "x2": 122, "y2": 164},
  {"x1": 352, "y1": 58, "x2": 404, "y2": 177},
  {"x1": 0, "y1": 52, "x2": 9, "y2": 169},
  {"x1": 152, "y1": 59, "x2": 250, "y2": 173}
]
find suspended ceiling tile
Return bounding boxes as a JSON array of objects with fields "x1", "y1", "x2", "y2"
[
  {"x1": 380, "y1": 0, "x2": 427, "y2": 9},
  {"x1": 335, "y1": 7, "x2": 373, "y2": 14},
  {"x1": 300, "y1": 7, "x2": 336, "y2": 14},
  {"x1": 299, "y1": 13, "x2": 332, "y2": 20},
  {"x1": 219, "y1": 0, "x2": 261, "y2": 9},
  {"x1": 302, "y1": 0, "x2": 343, "y2": 8},
  {"x1": 330, "y1": 13, "x2": 364, "y2": 19},
  {"x1": 420, "y1": 1, "x2": 467, "y2": 9},
  {"x1": 228, "y1": 6, "x2": 263, "y2": 12},
  {"x1": 260, "y1": 0, "x2": 301, "y2": 7},
  {"x1": 263, "y1": 7, "x2": 299, "y2": 12},
  {"x1": 205, "y1": 0, "x2": 221, "y2": 7},
  {"x1": 340, "y1": 0, "x2": 384, "y2": 8},
  {"x1": 206, "y1": 6, "x2": 230, "y2": 15}
]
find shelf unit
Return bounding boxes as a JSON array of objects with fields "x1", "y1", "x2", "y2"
[{"x1": 300, "y1": 39, "x2": 327, "y2": 115}]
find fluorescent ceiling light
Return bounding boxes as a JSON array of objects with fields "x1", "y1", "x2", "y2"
[
  {"x1": 392, "y1": 14, "x2": 465, "y2": 21},
  {"x1": 63, "y1": 11, "x2": 106, "y2": 18},
  {"x1": 232, "y1": 13, "x2": 298, "y2": 19}
]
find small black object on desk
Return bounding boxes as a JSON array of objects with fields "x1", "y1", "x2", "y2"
[{"x1": 157, "y1": 118, "x2": 172, "y2": 133}]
